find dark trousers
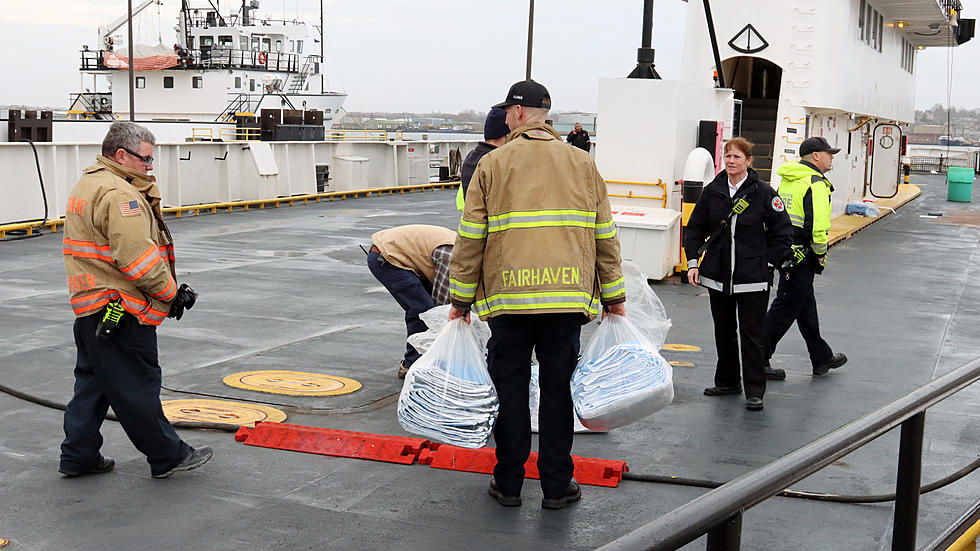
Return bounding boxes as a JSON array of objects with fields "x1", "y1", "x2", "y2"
[
  {"x1": 764, "y1": 259, "x2": 834, "y2": 368},
  {"x1": 61, "y1": 313, "x2": 189, "y2": 477},
  {"x1": 486, "y1": 313, "x2": 582, "y2": 499},
  {"x1": 708, "y1": 289, "x2": 770, "y2": 400},
  {"x1": 367, "y1": 250, "x2": 434, "y2": 368}
]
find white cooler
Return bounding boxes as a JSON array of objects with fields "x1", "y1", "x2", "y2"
[{"x1": 612, "y1": 207, "x2": 681, "y2": 280}]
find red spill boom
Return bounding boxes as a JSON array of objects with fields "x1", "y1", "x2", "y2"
[{"x1": 236, "y1": 422, "x2": 628, "y2": 488}]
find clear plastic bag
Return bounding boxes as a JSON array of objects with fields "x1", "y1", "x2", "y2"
[
  {"x1": 397, "y1": 318, "x2": 499, "y2": 448},
  {"x1": 622, "y1": 260, "x2": 672, "y2": 349},
  {"x1": 529, "y1": 362, "x2": 593, "y2": 434},
  {"x1": 407, "y1": 304, "x2": 491, "y2": 355},
  {"x1": 571, "y1": 314, "x2": 673, "y2": 431}
]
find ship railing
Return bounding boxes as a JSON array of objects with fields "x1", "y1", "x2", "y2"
[
  {"x1": 81, "y1": 48, "x2": 299, "y2": 73},
  {"x1": 67, "y1": 93, "x2": 112, "y2": 120},
  {"x1": 189, "y1": 127, "x2": 261, "y2": 142},
  {"x1": 324, "y1": 129, "x2": 405, "y2": 142},
  {"x1": 184, "y1": 12, "x2": 307, "y2": 29},
  {"x1": 605, "y1": 179, "x2": 667, "y2": 209},
  {"x1": 596, "y1": 358, "x2": 980, "y2": 551}
]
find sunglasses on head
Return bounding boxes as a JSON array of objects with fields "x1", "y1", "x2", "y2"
[{"x1": 121, "y1": 147, "x2": 154, "y2": 166}]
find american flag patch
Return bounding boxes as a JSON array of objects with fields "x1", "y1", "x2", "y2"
[{"x1": 118, "y1": 200, "x2": 141, "y2": 217}]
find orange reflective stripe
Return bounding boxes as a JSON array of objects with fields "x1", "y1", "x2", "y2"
[
  {"x1": 63, "y1": 238, "x2": 114, "y2": 263},
  {"x1": 150, "y1": 277, "x2": 177, "y2": 302},
  {"x1": 158, "y1": 245, "x2": 175, "y2": 262},
  {"x1": 120, "y1": 246, "x2": 159, "y2": 280},
  {"x1": 116, "y1": 291, "x2": 168, "y2": 325},
  {"x1": 70, "y1": 290, "x2": 113, "y2": 315}
]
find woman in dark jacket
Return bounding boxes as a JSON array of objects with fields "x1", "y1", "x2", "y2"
[{"x1": 683, "y1": 138, "x2": 793, "y2": 411}]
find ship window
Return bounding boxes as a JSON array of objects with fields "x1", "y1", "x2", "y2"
[
  {"x1": 164, "y1": 76, "x2": 174, "y2": 89},
  {"x1": 241, "y1": 36, "x2": 249, "y2": 50},
  {"x1": 193, "y1": 76, "x2": 203, "y2": 89},
  {"x1": 858, "y1": 0, "x2": 865, "y2": 41},
  {"x1": 261, "y1": 38, "x2": 271, "y2": 52},
  {"x1": 219, "y1": 35, "x2": 233, "y2": 47},
  {"x1": 877, "y1": 13, "x2": 883, "y2": 52},
  {"x1": 297, "y1": 40, "x2": 303, "y2": 54},
  {"x1": 136, "y1": 77, "x2": 145, "y2": 89},
  {"x1": 251, "y1": 36, "x2": 260, "y2": 51},
  {"x1": 289, "y1": 40, "x2": 295, "y2": 52},
  {"x1": 202, "y1": 36, "x2": 214, "y2": 47},
  {"x1": 275, "y1": 40, "x2": 283, "y2": 52},
  {"x1": 865, "y1": 7, "x2": 873, "y2": 45},
  {"x1": 325, "y1": 109, "x2": 332, "y2": 114},
  {"x1": 250, "y1": 78, "x2": 256, "y2": 92},
  {"x1": 235, "y1": 76, "x2": 242, "y2": 88}
]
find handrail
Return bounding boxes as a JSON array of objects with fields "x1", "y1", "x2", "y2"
[
  {"x1": 922, "y1": 497, "x2": 980, "y2": 551},
  {"x1": 596, "y1": 358, "x2": 980, "y2": 551}
]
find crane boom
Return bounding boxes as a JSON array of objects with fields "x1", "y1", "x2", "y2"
[{"x1": 98, "y1": 0, "x2": 162, "y2": 51}]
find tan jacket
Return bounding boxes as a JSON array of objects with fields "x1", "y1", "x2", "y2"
[
  {"x1": 449, "y1": 122, "x2": 625, "y2": 320},
  {"x1": 371, "y1": 225, "x2": 456, "y2": 283},
  {"x1": 63, "y1": 156, "x2": 177, "y2": 325}
]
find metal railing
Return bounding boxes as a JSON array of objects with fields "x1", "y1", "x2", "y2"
[
  {"x1": 909, "y1": 154, "x2": 977, "y2": 173},
  {"x1": 325, "y1": 129, "x2": 405, "y2": 142},
  {"x1": 189, "y1": 127, "x2": 261, "y2": 142},
  {"x1": 605, "y1": 179, "x2": 668, "y2": 208},
  {"x1": 596, "y1": 358, "x2": 980, "y2": 551},
  {"x1": 81, "y1": 48, "x2": 300, "y2": 73}
]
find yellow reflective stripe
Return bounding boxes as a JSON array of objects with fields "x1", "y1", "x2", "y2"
[
  {"x1": 449, "y1": 278, "x2": 478, "y2": 298},
  {"x1": 812, "y1": 242, "x2": 828, "y2": 254},
  {"x1": 788, "y1": 214, "x2": 805, "y2": 226},
  {"x1": 487, "y1": 209, "x2": 597, "y2": 232},
  {"x1": 473, "y1": 291, "x2": 600, "y2": 316},
  {"x1": 600, "y1": 277, "x2": 625, "y2": 298},
  {"x1": 458, "y1": 218, "x2": 488, "y2": 239},
  {"x1": 595, "y1": 219, "x2": 617, "y2": 239}
]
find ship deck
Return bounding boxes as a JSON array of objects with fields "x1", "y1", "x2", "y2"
[{"x1": 1, "y1": 173, "x2": 977, "y2": 550}]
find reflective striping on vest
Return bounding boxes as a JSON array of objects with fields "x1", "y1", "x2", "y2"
[
  {"x1": 599, "y1": 277, "x2": 626, "y2": 298},
  {"x1": 70, "y1": 290, "x2": 114, "y2": 315},
  {"x1": 150, "y1": 277, "x2": 178, "y2": 302},
  {"x1": 474, "y1": 291, "x2": 600, "y2": 316},
  {"x1": 449, "y1": 278, "x2": 478, "y2": 298},
  {"x1": 120, "y1": 246, "x2": 163, "y2": 281},
  {"x1": 63, "y1": 238, "x2": 114, "y2": 263},
  {"x1": 788, "y1": 213, "x2": 805, "y2": 226},
  {"x1": 595, "y1": 219, "x2": 618, "y2": 239},
  {"x1": 70, "y1": 289, "x2": 168, "y2": 325},
  {"x1": 812, "y1": 242, "x2": 828, "y2": 255},
  {"x1": 699, "y1": 275, "x2": 724, "y2": 292},
  {"x1": 458, "y1": 218, "x2": 488, "y2": 239},
  {"x1": 158, "y1": 245, "x2": 175, "y2": 262},
  {"x1": 732, "y1": 282, "x2": 769, "y2": 293},
  {"x1": 487, "y1": 209, "x2": 597, "y2": 232}
]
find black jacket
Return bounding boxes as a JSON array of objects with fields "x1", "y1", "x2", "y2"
[
  {"x1": 683, "y1": 168, "x2": 793, "y2": 294},
  {"x1": 460, "y1": 141, "x2": 497, "y2": 197},
  {"x1": 566, "y1": 129, "x2": 591, "y2": 152}
]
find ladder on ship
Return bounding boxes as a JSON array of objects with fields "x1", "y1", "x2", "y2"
[
  {"x1": 287, "y1": 55, "x2": 322, "y2": 94},
  {"x1": 739, "y1": 97, "x2": 778, "y2": 184},
  {"x1": 216, "y1": 93, "x2": 253, "y2": 122}
]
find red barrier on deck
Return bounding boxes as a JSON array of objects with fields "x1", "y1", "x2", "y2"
[
  {"x1": 235, "y1": 422, "x2": 429, "y2": 465},
  {"x1": 418, "y1": 443, "x2": 628, "y2": 487}
]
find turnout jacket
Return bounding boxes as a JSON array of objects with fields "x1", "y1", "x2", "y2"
[
  {"x1": 449, "y1": 122, "x2": 624, "y2": 320},
  {"x1": 63, "y1": 156, "x2": 177, "y2": 325},
  {"x1": 683, "y1": 168, "x2": 793, "y2": 294},
  {"x1": 776, "y1": 160, "x2": 833, "y2": 257}
]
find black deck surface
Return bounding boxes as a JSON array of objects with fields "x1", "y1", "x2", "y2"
[{"x1": 1, "y1": 175, "x2": 977, "y2": 550}]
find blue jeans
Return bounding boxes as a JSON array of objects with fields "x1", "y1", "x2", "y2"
[{"x1": 367, "y1": 250, "x2": 434, "y2": 367}]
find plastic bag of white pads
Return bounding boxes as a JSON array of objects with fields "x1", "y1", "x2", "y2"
[
  {"x1": 398, "y1": 318, "x2": 499, "y2": 448},
  {"x1": 571, "y1": 314, "x2": 673, "y2": 431},
  {"x1": 622, "y1": 260, "x2": 671, "y2": 349}
]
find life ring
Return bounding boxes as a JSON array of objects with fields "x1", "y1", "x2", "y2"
[{"x1": 258, "y1": 52, "x2": 267, "y2": 64}]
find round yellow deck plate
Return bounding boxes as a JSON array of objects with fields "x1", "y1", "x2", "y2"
[
  {"x1": 662, "y1": 344, "x2": 701, "y2": 352},
  {"x1": 222, "y1": 370, "x2": 362, "y2": 396},
  {"x1": 162, "y1": 399, "x2": 286, "y2": 427},
  {"x1": 669, "y1": 361, "x2": 695, "y2": 367},
  {"x1": 0, "y1": 537, "x2": 9, "y2": 547}
]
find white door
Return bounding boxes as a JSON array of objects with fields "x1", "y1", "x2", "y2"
[{"x1": 869, "y1": 123, "x2": 902, "y2": 198}]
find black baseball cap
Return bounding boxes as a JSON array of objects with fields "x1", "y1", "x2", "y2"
[
  {"x1": 492, "y1": 80, "x2": 552, "y2": 110},
  {"x1": 800, "y1": 136, "x2": 841, "y2": 156}
]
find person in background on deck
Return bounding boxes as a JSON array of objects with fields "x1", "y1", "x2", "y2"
[
  {"x1": 566, "y1": 122, "x2": 591, "y2": 153},
  {"x1": 449, "y1": 80, "x2": 625, "y2": 510},
  {"x1": 60, "y1": 121, "x2": 212, "y2": 480},
  {"x1": 684, "y1": 137, "x2": 793, "y2": 412},
  {"x1": 764, "y1": 136, "x2": 848, "y2": 379},
  {"x1": 367, "y1": 224, "x2": 456, "y2": 378},
  {"x1": 455, "y1": 108, "x2": 510, "y2": 211}
]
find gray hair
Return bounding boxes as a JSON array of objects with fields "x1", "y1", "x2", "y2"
[{"x1": 101, "y1": 121, "x2": 156, "y2": 157}]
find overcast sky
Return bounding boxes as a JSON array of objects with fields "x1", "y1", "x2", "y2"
[{"x1": 1, "y1": 0, "x2": 977, "y2": 113}]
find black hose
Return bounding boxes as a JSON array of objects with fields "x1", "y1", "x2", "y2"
[
  {"x1": 2, "y1": 139, "x2": 49, "y2": 241},
  {"x1": 622, "y1": 455, "x2": 980, "y2": 504}
]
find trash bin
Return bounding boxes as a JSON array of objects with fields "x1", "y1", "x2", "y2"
[{"x1": 947, "y1": 166, "x2": 975, "y2": 202}]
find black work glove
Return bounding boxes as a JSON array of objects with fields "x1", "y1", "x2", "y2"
[
  {"x1": 813, "y1": 254, "x2": 826, "y2": 275},
  {"x1": 168, "y1": 283, "x2": 198, "y2": 320}
]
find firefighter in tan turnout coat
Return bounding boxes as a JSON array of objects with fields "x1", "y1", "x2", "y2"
[{"x1": 59, "y1": 121, "x2": 212, "y2": 480}]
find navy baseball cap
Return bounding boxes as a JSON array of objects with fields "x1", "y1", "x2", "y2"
[
  {"x1": 800, "y1": 136, "x2": 841, "y2": 156},
  {"x1": 483, "y1": 108, "x2": 509, "y2": 140},
  {"x1": 492, "y1": 80, "x2": 552, "y2": 110}
]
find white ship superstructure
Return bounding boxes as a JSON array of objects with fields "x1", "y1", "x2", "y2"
[{"x1": 69, "y1": 0, "x2": 345, "y2": 126}]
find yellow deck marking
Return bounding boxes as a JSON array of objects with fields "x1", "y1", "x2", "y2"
[
  {"x1": 162, "y1": 399, "x2": 286, "y2": 427},
  {"x1": 669, "y1": 361, "x2": 695, "y2": 367},
  {"x1": 662, "y1": 344, "x2": 701, "y2": 352},
  {"x1": 0, "y1": 537, "x2": 8, "y2": 547},
  {"x1": 223, "y1": 370, "x2": 362, "y2": 396}
]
